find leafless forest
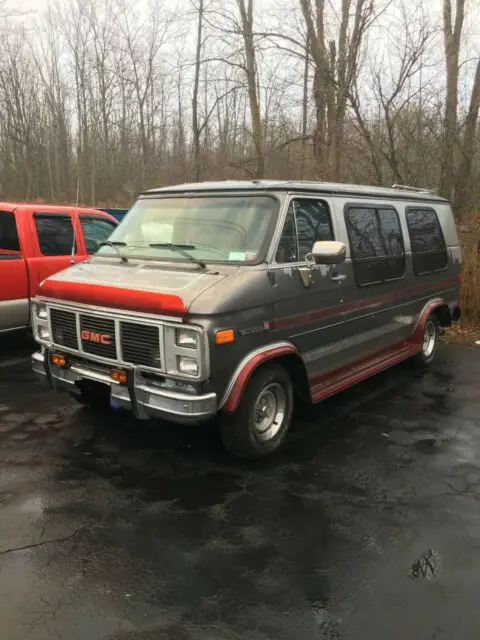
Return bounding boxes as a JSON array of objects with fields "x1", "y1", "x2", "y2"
[{"x1": 0, "y1": 0, "x2": 478, "y2": 214}]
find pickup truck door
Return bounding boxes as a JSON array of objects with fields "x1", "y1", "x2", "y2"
[
  {"x1": 0, "y1": 211, "x2": 29, "y2": 332},
  {"x1": 25, "y1": 211, "x2": 86, "y2": 298}
]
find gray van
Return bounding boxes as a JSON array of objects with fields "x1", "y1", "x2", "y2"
[{"x1": 31, "y1": 181, "x2": 462, "y2": 459}]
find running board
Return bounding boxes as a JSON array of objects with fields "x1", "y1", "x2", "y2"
[{"x1": 310, "y1": 342, "x2": 419, "y2": 403}]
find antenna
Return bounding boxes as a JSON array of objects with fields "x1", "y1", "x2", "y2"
[{"x1": 70, "y1": 176, "x2": 80, "y2": 264}]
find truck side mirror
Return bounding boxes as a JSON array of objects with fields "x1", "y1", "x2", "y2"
[{"x1": 310, "y1": 240, "x2": 346, "y2": 265}]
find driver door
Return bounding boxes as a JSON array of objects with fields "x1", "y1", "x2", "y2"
[{"x1": 271, "y1": 196, "x2": 351, "y2": 381}]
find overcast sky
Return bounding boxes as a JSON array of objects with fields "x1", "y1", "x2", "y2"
[{"x1": 11, "y1": 0, "x2": 480, "y2": 97}]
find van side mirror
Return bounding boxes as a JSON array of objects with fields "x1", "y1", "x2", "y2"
[{"x1": 310, "y1": 240, "x2": 346, "y2": 265}]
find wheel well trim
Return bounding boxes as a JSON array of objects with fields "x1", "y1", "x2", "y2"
[
  {"x1": 220, "y1": 341, "x2": 299, "y2": 414},
  {"x1": 412, "y1": 298, "x2": 446, "y2": 344}
]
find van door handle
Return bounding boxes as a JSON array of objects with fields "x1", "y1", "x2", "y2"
[{"x1": 330, "y1": 273, "x2": 347, "y2": 283}]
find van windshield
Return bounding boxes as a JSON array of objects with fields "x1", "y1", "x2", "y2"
[{"x1": 96, "y1": 195, "x2": 279, "y2": 264}]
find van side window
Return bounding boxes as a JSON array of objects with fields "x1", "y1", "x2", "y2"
[
  {"x1": 276, "y1": 199, "x2": 334, "y2": 263},
  {"x1": 345, "y1": 205, "x2": 405, "y2": 286},
  {"x1": 0, "y1": 211, "x2": 20, "y2": 252},
  {"x1": 406, "y1": 208, "x2": 447, "y2": 275},
  {"x1": 35, "y1": 214, "x2": 77, "y2": 256}
]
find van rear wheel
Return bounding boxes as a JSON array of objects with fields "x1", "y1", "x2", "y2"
[
  {"x1": 220, "y1": 364, "x2": 294, "y2": 460},
  {"x1": 411, "y1": 315, "x2": 439, "y2": 368}
]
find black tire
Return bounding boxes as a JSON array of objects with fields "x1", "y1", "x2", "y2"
[
  {"x1": 220, "y1": 364, "x2": 294, "y2": 460},
  {"x1": 411, "y1": 314, "x2": 440, "y2": 368}
]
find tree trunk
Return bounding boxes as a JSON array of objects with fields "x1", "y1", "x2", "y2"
[
  {"x1": 440, "y1": 0, "x2": 465, "y2": 200},
  {"x1": 192, "y1": 0, "x2": 204, "y2": 181},
  {"x1": 455, "y1": 56, "x2": 480, "y2": 212},
  {"x1": 237, "y1": 0, "x2": 264, "y2": 178}
]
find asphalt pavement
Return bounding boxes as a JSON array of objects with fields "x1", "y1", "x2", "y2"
[{"x1": 1, "y1": 334, "x2": 480, "y2": 640}]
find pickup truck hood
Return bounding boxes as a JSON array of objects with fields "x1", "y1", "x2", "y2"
[{"x1": 38, "y1": 260, "x2": 228, "y2": 317}]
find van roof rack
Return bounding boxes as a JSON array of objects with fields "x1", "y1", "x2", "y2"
[{"x1": 392, "y1": 184, "x2": 437, "y2": 195}]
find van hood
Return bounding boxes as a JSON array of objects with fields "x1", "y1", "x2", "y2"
[{"x1": 38, "y1": 259, "x2": 228, "y2": 317}]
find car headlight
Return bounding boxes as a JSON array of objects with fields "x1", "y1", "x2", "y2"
[
  {"x1": 176, "y1": 328, "x2": 198, "y2": 349},
  {"x1": 38, "y1": 326, "x2": 50, "y2": 341},
  {"x1": 36, "y1": 303, "x2": 48, "y2": 320},
  {"x1": 177, "y1": 356, "x2": 199, "y2": 376}
]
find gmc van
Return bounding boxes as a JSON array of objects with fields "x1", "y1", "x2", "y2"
[{"x1": 31, "y1": 181, "x2": 462, "y2": 459}]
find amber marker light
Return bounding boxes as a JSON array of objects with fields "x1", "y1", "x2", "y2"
[
  {"x1": 215, "y1": 329, "x2": 235, "y2": 345},
  {"x1": 111, "y1": 368, "x2": 128, "y2": 384},
  {"x1": 50, "y1": 353, "x2": 66, "y2": 367}
]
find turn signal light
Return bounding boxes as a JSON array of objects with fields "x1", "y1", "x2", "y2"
[
  {"x1": 50, "y1": 353, "x2": 66, "y2": 367},
  {"x1": 111, "y1": 369, "x2": 128, "y2": 384},
  {"x1": 215, "y1": 329, "x2": 235, "y2": 345}
]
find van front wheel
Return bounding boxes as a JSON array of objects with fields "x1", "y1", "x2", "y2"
[
  {"x1": 220, "y1": 364, "x2": 294, "y2": 460},
  {"x1": 411, "y1": 315, "x2": 440, "y2": 368}
]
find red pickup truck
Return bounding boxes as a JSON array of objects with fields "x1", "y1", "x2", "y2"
[{"x1": 0, "y1": 203, "x2": 118, "y2": 334}]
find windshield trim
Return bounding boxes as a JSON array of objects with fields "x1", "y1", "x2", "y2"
[{"x1": 98, "y1": 192, "x2": 281, "y2": 266}]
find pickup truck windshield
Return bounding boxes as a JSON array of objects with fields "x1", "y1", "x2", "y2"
[{"x1": 96, "y1": 195, "x2": 278, "y2": 264}]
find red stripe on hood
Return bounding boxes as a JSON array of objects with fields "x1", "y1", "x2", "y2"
[{"x1": 39, "y1": 279, "x2": 186, "y2": 317}]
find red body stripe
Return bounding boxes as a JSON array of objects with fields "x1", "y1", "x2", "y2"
[
  {"x1": 309, "y1": 340, "x2": 418, "y2": 403},
  {"x1": 222, "y1": 344, "x2": 297, "y2": 414},
  {"x1": 39, "y1": 280, "x2": 186, "y2": 316},
  {"x1": 273, "y1": 276, "x2": 459, "y2": 331},
  {"x1": 222, "y1": 299, "x2": 448, "y2": 414},
  {"x1": 307, "y1": 298, "x2": 445, "y2": 402}
]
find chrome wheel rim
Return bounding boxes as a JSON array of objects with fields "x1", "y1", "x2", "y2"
[
  {"x1": 422, "y1": 320, "x2": 437, "y2": 357},
  {"x1": 253, "y1": 383, "x2": 286, "y2": 442}
]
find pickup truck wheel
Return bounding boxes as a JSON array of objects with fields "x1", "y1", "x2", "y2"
[
  {"x1": 411, "y1": 315, "x2": 439, "y2": 368},
  {"x1": 220, "y1": 364, "x2": 294, "y2": 460}
]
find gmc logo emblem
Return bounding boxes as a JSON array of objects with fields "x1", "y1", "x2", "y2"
[{"x1": 81, "y1": 330, "x2": 112, "y2": 345}]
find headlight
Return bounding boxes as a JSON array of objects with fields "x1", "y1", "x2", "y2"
[
  {"x1": 36, "y1": 303, "x2": 48, "y2": 320},
  {"x1": 177, "y1": 356, "x2": 199, "y2": 376},
  {"x1": 176, "y1": 328, "x2": 198, "y2": 349},
  {"x1": 38, "y1": 326, "x2": 50, "y2": 341}
]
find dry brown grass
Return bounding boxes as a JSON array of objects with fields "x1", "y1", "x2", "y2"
[{"x1": 458, "y1": 207, "x2": 480, "y2": 326}]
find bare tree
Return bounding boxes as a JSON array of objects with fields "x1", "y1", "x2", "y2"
[
  {"x1": 191, "y1": 0, "x2": 204, "y2": 181},
  {"x1": 455, "y1": 56, "x2": 480, "y2": 211},
  {"x1": 235, "y1": 0, "x2": 264, "y2": 178},
  {"x1": 299, "y1": 0, "x2": 377, "y2": 180},
  {"x1": 440, "y1": 0, "x2": 466, "y2": 200}
]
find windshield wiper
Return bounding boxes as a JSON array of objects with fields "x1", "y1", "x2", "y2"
[
  {"x1": 149, "y1": 243, "x2": 206, "y2": 269},
  {"x1": 98, "y1": 241, "x2": 128, "y2": 263}
]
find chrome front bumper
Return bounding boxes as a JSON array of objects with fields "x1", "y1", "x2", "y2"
[{"x1": 32, "y1": 350, "x2": 217, "y2": 424}]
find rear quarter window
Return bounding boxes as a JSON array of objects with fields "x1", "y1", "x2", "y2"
[{"x1": 406, "y1": 208, "x2": 447, "y2": 275}]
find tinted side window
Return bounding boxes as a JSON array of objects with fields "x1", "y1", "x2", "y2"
[
  {"x1": 346, "y1": 205, "x2": 405, "y2": 286},
  {"x1": 80, "y1": 216, "x2": 117, "y2": 254},
  {"x1": 35, "y1": 214, "x2": 76, "y2": 256},
  {"x1": 406, "y1": 208, "x2": 447, "y2": 274},
  {"x1": 0, "y1": 211, "x2": 20, "y2": 251},
  {"x1": 276, "y1": 199, "x2": 334, "y2": 263},
  {"x1": 378, "y1": 208, "x2": 405, "y2": 280}
]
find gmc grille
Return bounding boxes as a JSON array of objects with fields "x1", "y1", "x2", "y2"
[
  {"x1": 50, "y1": 309, "x2": 78, "y2": 350},
  {"x1": 80, "y1": 315, "x2": 117, "y2": 360},
  {"x1": 121, "y1": 322, "x2": 161, "y2": 368},
  {"x1": 49, "y1": 308, "x2": 163, "y2": 370}
]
